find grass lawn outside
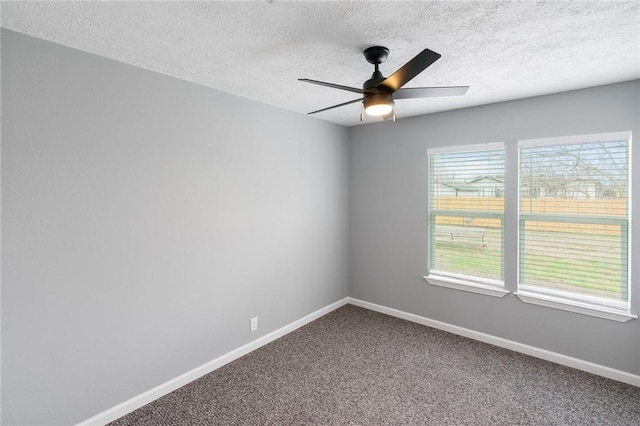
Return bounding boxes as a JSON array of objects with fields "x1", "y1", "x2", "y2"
[{"x1": 432, "y1": 227, "x2": 625, "y2": 301}]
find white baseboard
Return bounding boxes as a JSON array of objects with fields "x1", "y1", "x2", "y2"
[
  {"x1": 347, "y1": 297, "x2": 640, "y2": 388},
  {"x1": 77, "y1": 297, "x2": 349, "y2": 426},
  {"x1": 79, "y1": 295, "x2": 638, "y2": 425}
]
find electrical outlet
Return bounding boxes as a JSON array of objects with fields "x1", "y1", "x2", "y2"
[{"x1": 250, "y1": 317, "x2": 258, "y2": 332}]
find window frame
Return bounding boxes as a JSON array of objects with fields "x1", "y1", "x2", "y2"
[
  {"x1": 424, "y1": 143, "x2": 508, "y2": 298},
  {"x1": 423, "y1": 133, "x2": 637, "y2": 322},
  {"x1": 515, "y1": 131, "x2": 635, "y2": 322}
]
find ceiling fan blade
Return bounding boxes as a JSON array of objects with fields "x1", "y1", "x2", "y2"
[
  {"x1": 377, "y1": 49, "x2": 441, "y2": 93},
  {"x1": 394, "y1": 86, "x2": 469, "y2": 99},
  {"x1": 307, "y1": 98, "x2": 364, "y2": 115},
  {"x1": 299, "y1": 79, "x2": 364, "y2": 94}
]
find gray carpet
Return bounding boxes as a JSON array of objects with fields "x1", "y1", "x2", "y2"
[{"x1": 109, "y1": 305, "x2": 640, "y2": 425}]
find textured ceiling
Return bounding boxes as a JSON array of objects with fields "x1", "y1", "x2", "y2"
[{"x1": 2, "y1": 1, "x2": 639, "y2": 127}]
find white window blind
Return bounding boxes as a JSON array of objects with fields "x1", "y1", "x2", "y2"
[
  {"x1": 427, "y1": 144, "x2": 505, "y2": 288},
  {"x1": 518, "y1": 134, "x2": 630, "y2": 309}
]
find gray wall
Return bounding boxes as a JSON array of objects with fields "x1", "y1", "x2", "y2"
[
  {"x1": 1, "y1": 30, "x2": 349, "y2": 425},
  {"x1": 349, "y1": 80, "x2": 640, "y2": 376}
]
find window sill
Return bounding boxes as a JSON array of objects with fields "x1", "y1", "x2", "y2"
[
  {"x1": 424, "y1": 275, "x2": 509, "y2": 298},
  {"x1": 515, "y1": 291, "x2": 637, "y2": 323}
]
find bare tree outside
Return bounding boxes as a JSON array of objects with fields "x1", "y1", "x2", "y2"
[{"x1": 520, "y1": 141, "x2": 628, "y2": 204}]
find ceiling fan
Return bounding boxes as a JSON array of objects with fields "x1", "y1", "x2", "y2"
[{"x1": 299, "y1": 46, "x2": 468, "y2": 121}]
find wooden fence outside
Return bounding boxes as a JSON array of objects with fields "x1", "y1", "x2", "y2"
[{"x1": 433, "y1": 196, "x2": 626, "y2": 235}]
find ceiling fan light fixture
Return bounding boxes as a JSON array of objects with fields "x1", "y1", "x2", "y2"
[{"x1": 364, "y1": 93, "x2": 394, "y2": 116}]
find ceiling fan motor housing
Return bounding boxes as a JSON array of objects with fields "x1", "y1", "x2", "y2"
[{"x1": 363, "y1": 72, "x2": 386, "y2": 91}]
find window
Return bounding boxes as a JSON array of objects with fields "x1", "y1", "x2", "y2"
[
  {"x1": 425, "y1": 143, "x2": 508, "y2": 297},
  {"x1": 424, "y1": 132, "x2": 635, "y2": 321},
  {"x1": 517, "y1": 132, "x2": 634, "y2": 320}
]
